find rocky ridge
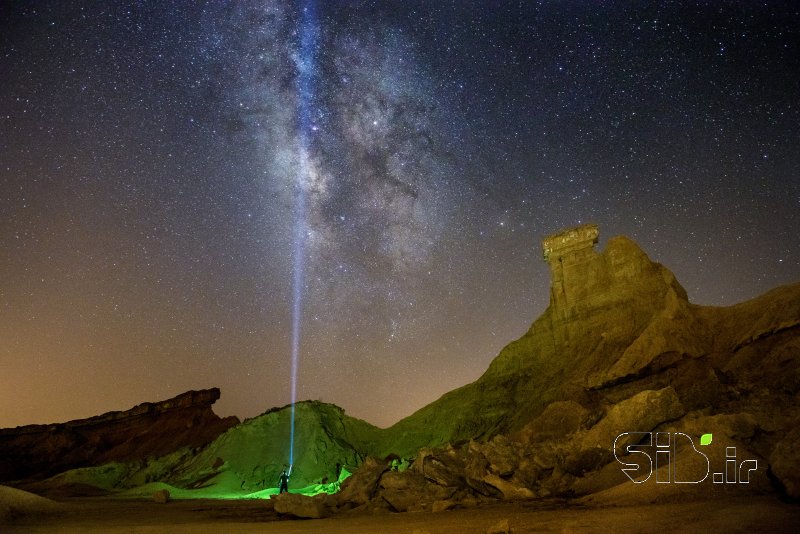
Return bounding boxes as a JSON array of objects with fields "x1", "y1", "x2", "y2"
[{"x1": 0, "y1": 388, "x2": 238, "y2": 483}]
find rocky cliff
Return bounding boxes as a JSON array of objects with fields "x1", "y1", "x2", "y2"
[
  {"x1": 382, "y1": 225, "x2": 700, "y2": 453},
  {"x1": 0, "y1": 389, "x2": 239, "y2": 483},
  {"x1": 366, "y1": 225, "x2": 800, "y2": 502}
]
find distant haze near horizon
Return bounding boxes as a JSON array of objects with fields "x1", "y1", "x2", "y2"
[{"x1": 2, "y1": 1, "x2": 798, "y2": 429}]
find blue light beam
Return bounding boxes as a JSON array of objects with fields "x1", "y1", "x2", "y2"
[{"x1": 289, "y1": 0, "x2": 318, "y2": 468}]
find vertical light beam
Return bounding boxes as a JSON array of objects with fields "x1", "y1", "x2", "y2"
[{"x1": 289, "y1": 0, "x2": 318, "y2": 468}]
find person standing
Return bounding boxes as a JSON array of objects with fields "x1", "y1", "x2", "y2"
[{"x1": 278, "y1": 469, "x2": 290, "y2": 493}]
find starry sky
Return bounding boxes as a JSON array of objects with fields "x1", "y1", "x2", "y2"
[{"x1": 2, "y1": 1, "x2": 798, "y2": 429}]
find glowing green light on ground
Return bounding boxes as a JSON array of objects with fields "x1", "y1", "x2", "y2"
[
  {"x1": 115, "y1": 467, "x2": 353, "y2": 501},
  {"x1": 244, "y1": 466, "x2": 352, "y2": 499}
]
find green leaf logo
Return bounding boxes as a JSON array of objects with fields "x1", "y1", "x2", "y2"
[{"x1": 700, "y1": 433, "x2": 713, "y2": 446}]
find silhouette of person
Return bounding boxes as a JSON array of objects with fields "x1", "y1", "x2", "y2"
[{"x1": 279, "y1": 469, "x2": 290, "y2": 493}]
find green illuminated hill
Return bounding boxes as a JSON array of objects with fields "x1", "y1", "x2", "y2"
[{"x1": 160, "y1": 400, "x2": 384, "y2": 493}]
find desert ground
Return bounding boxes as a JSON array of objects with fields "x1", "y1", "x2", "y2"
[{"x1": 2, "y1": 493, "x2": 799, "y2": 533}]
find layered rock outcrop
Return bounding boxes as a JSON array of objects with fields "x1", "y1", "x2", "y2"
[
  {"x1": 383, "y1": 226, "x2": 700, "y2": 454},
  {"x1": 0, "y1": 389, "x2": 238, "y2": 483},
  {"x1": 365, "y1": 225, "x2": 800, "y2": 501}
]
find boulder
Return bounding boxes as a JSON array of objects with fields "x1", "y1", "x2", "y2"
[
  {"x1": 152, "y1": 489, "x2": 170, "y2": 504},
  {"x1": 463, "y1": 448, "x2": 504, "y2": 498},
  {"x1": 483, "y1": 435, "x2": 520, "y2": 477},
  {"x1": 486, "y1": 518, "x2": 511, "y2": 534},
  {"x1": 379, "y1": 471, "x2": 428, "y2": 512},
  {"x1": 335, "y1": 457, "x2": 388, "y2": 508},
  {"x1": 519, "y1": 400, "x2": 589, "y2": 442},
  {"x1": 431, "y1": 499, "x2": 457, "y2": 512},
  {"x1": 511, "y1": 457, "x2": 544, "y2": 489},
  {"x1": 414, "y1": 448, "x2": 466, "y2": 488},
  {"x1": 272, "y1": 492, "x2": 330, "y2": 519},
  {"x1": 562, "y1": 447, "x2": 613, "y2": 477},
  {"x1": 769, "y1": 426, "x2": 800, "y2": 498},
  {"x1": 580, "y1": 387, "x2": 685, "y2": 452},
  {"x1": 379, "y1": 470, "x2": 454, "y2": 512},
  {"x1": 481, "y1": 473, "x2": 534, "y2": 500}
]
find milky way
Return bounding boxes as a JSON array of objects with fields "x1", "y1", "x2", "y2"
[{"x1": 1, "y1": 1, "x2": 798, "y2": 428}]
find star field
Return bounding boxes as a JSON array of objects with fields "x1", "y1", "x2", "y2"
[{"x1": 1, "y1": 1, "x2": 798, "y2": 428}]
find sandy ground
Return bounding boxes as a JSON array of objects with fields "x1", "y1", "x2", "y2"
[{"x1": 2, "y1": 495, "x2": 799, "y2": 533}]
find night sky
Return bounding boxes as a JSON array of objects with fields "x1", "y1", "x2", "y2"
[{"x1": 2, "y1": 1, "x2": 798, "y2": 429}]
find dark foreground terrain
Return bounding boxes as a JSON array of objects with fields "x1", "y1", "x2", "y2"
[{"x1": 3, "y1": 494, "x2": 799, "y2": 533}]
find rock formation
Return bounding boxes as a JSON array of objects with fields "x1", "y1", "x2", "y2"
[
  {"x1": 382, "y1": 225, "x2": 700, "y2": 454},
  {"x1": 5, "y1": 225, "x2": 799, "y2": 508},
  {"x1": 148, "y1": 225, "x2": 797, "y2": 507},
  {"x1": 315, "y1": 224, "x2": 799, "y2": 507},
  {"x1": 367, "y1": 225, "x2": 799, "y2": 505},
  {"x1": 0, "y1": 389, "x2": 238, "y2": 483}
]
